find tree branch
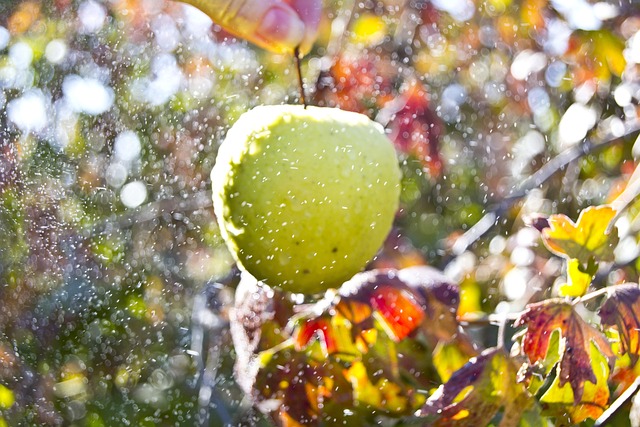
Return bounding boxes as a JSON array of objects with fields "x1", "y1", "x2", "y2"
[{"x1": 452, "y1": 119, "x2": 640, "y2": 255}]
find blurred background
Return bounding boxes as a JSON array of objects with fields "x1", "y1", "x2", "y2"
[{"x1": 0, "y1": 0, "x2": 639, "y2": 425}]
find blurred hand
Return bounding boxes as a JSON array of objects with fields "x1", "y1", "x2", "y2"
[{"x1": 177, "y1": 0, "x2": 321, "y2": 54}]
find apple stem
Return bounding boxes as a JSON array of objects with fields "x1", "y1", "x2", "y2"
[{"x1": 294, "y1": 46, "x2": 307, "y2": 109}]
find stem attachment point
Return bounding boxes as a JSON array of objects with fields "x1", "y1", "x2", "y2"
[{"x1": 294, "y1": 46, "x2": 307, "y2": 109}]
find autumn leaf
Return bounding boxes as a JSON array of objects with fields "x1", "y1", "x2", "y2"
[
  {"x1": 350, "y1": 13, "x2": 387, "y2": 46},
  {"x1": 254, "y1": 348, "x2": 360, "y2": 426},
  {"x1": 293, "y1": 266, "x2": 467, "y2": 355},
  {"x1": 542, "y1": 205, "x2": 618, "y2": 263},
  {"x1": 558, "y1": 258, "x2": 595, "y2": 297},
  {"x1": 245, "y1": 268, "x2": 474, "y2": 424},
  {"x1": 572, "y1": 30, "x2": 627, "y2": 81},
  {"x1": 338, "y1": 266, "x2": 461, "y2": 343},
  {"x1": 514, "y1": 301, "x2": 615, "y2": 403},
  {"x1": 599, "y1": 283, "x2": 640, "y2": 359},
  {"x1": 385, "y1": 81, "x2": 443, "y2": 177},
  {"x1": 539, "y1": 343, "x2": 611, "y2": 423},
  {"x1": 344, "y1": 361, "x2": 411, "y2": 413},
  {"x1": 340, "y1": 267, "x2": 477, "y2": 370},
  {"x1": 292, "y1": 314, "x2": 364, "y2": 359},
  {"x1": 432, "y1": 341, "x2": 473, "y2": 382},
  {"x1": 369, "y1": 285, "x2": 427, "y2": 341},
  {"x1": 417, "y1": 348, "x2": 541, "y2": 427},
  {"x1": 521, "y1": 0, "x2": 547, "y2": 31}
]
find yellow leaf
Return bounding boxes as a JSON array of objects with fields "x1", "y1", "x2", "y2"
[
  {"x1": 344, "y1": 362, "x2": 382, "y2": 407},
  {"x1": 521, "y1": 0, "x2": 547, "y2": 31},
  {"x1": 595, "y1": 30, "x2": 626, "y2": 77},
  {"x1": 378, "y1": 379, "x2": 408, "y2": 412},
  {"x1": 351, "y1": 14, "x2": 386, "y2": 46},
  {"x1": 433, "y1": 341, "x2": 471, "y2": 382},
  {"x1": 542, "y1": 205, "x2": 618, "y2": 263},
  {"x1": 559, "y1": 258, "x2": 593, "y2": 297},
  {"x1": 487, "y1": 0, "x2": 512, "y2": 10},
  {"x1": 458, "y1": 280, "x2": 483, "y2": 316},
  {"x1": 0, "y1": 385, "x2": 14, "y2": 409}
]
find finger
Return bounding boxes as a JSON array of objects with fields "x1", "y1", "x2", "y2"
[
  {"x1": 285, "y1": 0, "x2": 322, "y2": 54},
  {"x1": 179, "y1": 0, "x2": 306, "y2": 53}
]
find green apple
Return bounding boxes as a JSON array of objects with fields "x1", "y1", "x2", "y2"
[{"x1": 211, "y1": 105, "x2": 401, "y2": 294}]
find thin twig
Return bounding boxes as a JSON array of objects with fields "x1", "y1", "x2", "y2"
[
  {"x1": 461, "y1": 283, "x2": 630, "y2": 330},
  {"x1": 496, "y1": 314, "x2": 508, "y2": 349},
  {"x1": 573, "y1": 283, "x2": 637, "y2": 306},
  {"x1": 452, "y1": 119, "x2": 640, "y2": 255},
  {"x1": 459, "y1": 311, "x2": 523, "y2": 327},
  {"x1": 594, "y1": 375, "x2": 640, "y2": 427}
]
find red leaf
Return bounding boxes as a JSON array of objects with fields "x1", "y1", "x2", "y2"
[
  {"x1": 313, "y1": 54, "x2": 394, "y2": 114},
  {"x1": 599, "y1": 283, "x2": 640, "y2": 359},
  {"x1": 290, "y1": 267, "x2": 465, "y2": 355},
  {"x1": 236, "y1": 269, "x2": 467, "y2": 424},
  {"x1": 294, "y1": 318, "x2": 336, "y2": 354},
  {"x1": 369, "y1": 286, "x2": 426, "y2": 341},
  {"x1": 386, "y1": 81, "x2": 443, "y2": 177},
  {"x1": 515, "y1": 301, "x2": 615, "y2": 403},
  {"x1": 340, "y1": 267, "x2": 460, "y2": 342}
]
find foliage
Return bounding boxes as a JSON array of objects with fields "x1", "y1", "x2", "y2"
[{"x1": 0, "y1": 0, "x2": 639, "y2": 426}]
